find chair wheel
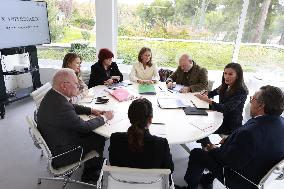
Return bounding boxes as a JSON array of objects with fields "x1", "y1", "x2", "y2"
[{"x1": 37, "y1": 178, "x2": 41, "y2": 184}]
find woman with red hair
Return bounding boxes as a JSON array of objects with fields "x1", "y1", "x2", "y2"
[{"x1": 88, "y1": 48, "x2": 123, "y2": 88}]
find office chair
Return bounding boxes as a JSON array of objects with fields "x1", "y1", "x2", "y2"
[
  {"x1": 30, "y1": 82, "x2": 52, "y2": 109},
  {"x1": 97, "y1": 163, "x2": 174, "y2": 189},
  {"x1": 226, "y1": 159, "x2": 284, "y2": 189},
  {"x1": 26, "y1": 115, "x2": 99, "y2": 188},
  {"x1": 208, "y1": 80, "x2": 214, "y2": 91}
]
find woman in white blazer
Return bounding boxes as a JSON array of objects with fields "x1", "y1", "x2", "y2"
[{"x1": 129, "y1": 47, "x2": 159, "y2": 84}]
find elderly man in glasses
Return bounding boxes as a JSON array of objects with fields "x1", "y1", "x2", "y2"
[{"x1": 37, "y1": 68, "x2": 114, "y2": 183}]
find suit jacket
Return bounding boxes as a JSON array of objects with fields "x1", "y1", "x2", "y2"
[
  {"x1": 108, "y1": 130, "x2": 174, "y2": 173},
  {"x1": 208, "y1": 86, "x2": 248, "y2": 135},
  {"x1": 88, "y1": 61, "x2": 123, "y2": 88},
  {"x1": 37, "y1": 89, "x2": 105, "y2": 157},
  {"x1": 168, "y1": 61, "x2": 208, "y2": 92},
  {"x1": 209, "y1": 115, "x2": 284, "y2": 189}
]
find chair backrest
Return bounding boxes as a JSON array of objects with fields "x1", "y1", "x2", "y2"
[
  {"x1": 208, "y1": 80, "x2": 214, "y2": 91},
  {"x1": 158, "y1": 69, "x2": 173, "y2": 82},
  {"x1": 101, "y1": 165, "x2": 171, "y2": 189},
  {"x1": 258, "y1": 159, "x2": 284, "y2": 189},
  {"x1": 30, "y1": 82, "x2": 52, "y2": 108},
  {"x1": 26, "y1": 115, "x2": 52, "y2": 159}
]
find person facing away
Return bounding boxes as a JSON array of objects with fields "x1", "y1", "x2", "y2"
[
  {"x1": 180, "y1": 85, "x2": 284, "y2": 189},
  {"x1": 166, "y1": 54, "x2": 208, "y2": 93},
  {"x1": 129, "y1": 47, "x2": 160, "y2": 84},
  {"x1": 88, "y1": 48, "x2": 123, "y2": 88},
  {"x1": 37, "y1": 68, "x2": 114, "y2": 183},
  {"x1": 195, "y1": 63, "x2": 248, "y2": 148},
  {"x1": 108, "y1": 98, "x2": 174, "y2": 173},
  {"x1": 62, "y1": 52, "x2": 88, "y2": 103}
]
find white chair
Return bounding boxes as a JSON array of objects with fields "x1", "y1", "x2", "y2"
[
  {"x1": 30, "y1": 82, "x2": 52, "y2": 109},
  {"x1": 98, "y1": 164, "x2": 173, "y2": 189},
  {"x1": 228, "y1": 159, "x2": 284, "y2": 189},
  {"x1": 26, "y1": 115, "x2": 99, "y2": 188}
]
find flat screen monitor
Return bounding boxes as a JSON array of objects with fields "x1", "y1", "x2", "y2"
[{"x1": 0, "y1": 1, "x2": 51, "y2": 49}]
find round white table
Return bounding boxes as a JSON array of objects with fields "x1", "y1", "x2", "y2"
[{"x1": 79, "y1": 82, "x2": 223, "y2": 146}]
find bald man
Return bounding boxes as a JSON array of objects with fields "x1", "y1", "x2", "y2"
[
  {"x1": 37, "y1": 68, "x2": 113, "y2": 183},
  {"x1": 166, "y1": 54, "x2": 208, "y2": 93}
]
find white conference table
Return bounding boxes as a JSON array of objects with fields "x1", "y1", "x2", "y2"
[{"x1": 79, "y1": 82, "x2": 223, "y2": 152}]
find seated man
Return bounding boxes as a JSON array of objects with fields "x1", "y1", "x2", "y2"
[
  {"x1": 37, "y1": 68, "x2": 114, "y2": 183},
  {"x1": 179, "y1": 85, "x2": 284, "y2": 189},
  {"x1": 166, "y1": 54, "x2": 208, "y2": 93}
]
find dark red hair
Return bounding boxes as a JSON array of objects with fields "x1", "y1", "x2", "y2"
[{"x1": 98, "y1": 48, "x2": 114, "y2": 61}]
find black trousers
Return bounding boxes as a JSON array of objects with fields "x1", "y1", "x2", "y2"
[
  {"x1": 52, "y1": 132, "x2": 105, "y2": 170},
  {"x1": 184, "y1": 148, "x2": 224, "y2": 189}
]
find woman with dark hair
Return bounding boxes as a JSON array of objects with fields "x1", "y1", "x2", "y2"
[
  {"x1": 108, "y1": 98, "x2": 174, "y2": 173},
  {"x1": 129, "y1": 47, "x2": 159, "y2": 84},
  {"x1": 62, "y1": 52, "x2": 88, "y2": 103},
  {"x1": 191, "y1": 63, "x2": 248, "y2": 188},
  {"x1": 88, "y1": 48, "x2": 123, "y2": 88},
  {"x1": 195, "y1": 63, "x2": 248, "y2": 146}
]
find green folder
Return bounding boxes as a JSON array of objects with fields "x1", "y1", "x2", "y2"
[{"x1": 138, "y1": 84, "x2": 156, "y2": 95}]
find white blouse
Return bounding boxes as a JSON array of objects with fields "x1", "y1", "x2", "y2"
[{"x1": 129, "y1": 62, "x2": 159, "y2": 82}]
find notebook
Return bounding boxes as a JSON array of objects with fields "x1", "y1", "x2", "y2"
[
  {"x1": 109, "y1": 88, "x2": 131, "y2": 102},
  {"x1": 138, "y1": 84, "x2": 156, "y2": 95},
  {"x1": 157, "y1": 98, "x2": 186, "y2": 109},
  {"x1": 183, "y1": 106, "x2": 208, "y2": 116}
]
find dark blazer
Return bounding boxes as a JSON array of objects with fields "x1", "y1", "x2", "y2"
[
  {"x1": 168, "y1": 61, "x2": 208, "y2": 92},
  {"x1": 208, "y1": 86, "x2": 248, "y2": 135},
  {"x1": 88, "y1": 61, "x2": 123, "y2": 88},
  {"x1": 108, "y1": 130, "x2": 174, "y2": 173},
  {"x1": 37, "y1": 89, "x2": 105, "y2": 160},
  {"x1": 209, "y1": 115, "x2": 284, "y2": 189}
]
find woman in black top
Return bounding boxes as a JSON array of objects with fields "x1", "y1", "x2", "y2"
[
  {"x1": 108, "y1": 98, "x2": 174, "y2": 174},
  {"x1": 195, "y1": 63, "x2": 248, "y2": 147},
  {"x1": 88, "y1": 48, "x2": 123, "y2": 88}
]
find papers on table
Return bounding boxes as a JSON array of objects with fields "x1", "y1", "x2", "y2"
[
  {"x1": 157, "y1": 98, "x2": 186, "y2": 109},
  {"x1": 188, "y1": 121, "x2": 216, "y2": 133},
  {"x1": 190, "y1": 95, "x2": 209, "y2": 109},
  {"x1": 150, "y1": 123, "x2": 167, "y2": 138}
]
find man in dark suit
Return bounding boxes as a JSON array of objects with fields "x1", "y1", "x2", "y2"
[
  {"x1": 178, "y1": 85, "x2": 284, "y2": 189},
  {"x1": 166, "y1": 54, "x2": 208, "y2": 93},
  {"x1": 37, "y1": 68, "x2": 114, "y2": 183}
]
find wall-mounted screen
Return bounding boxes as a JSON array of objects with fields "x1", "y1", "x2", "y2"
[{"x1": 0, "y1": 1, "x2": 51, "y2": 49}]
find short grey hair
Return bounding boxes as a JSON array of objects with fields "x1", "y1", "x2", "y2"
[
  {"x1": 258, "y1": 85, "x2": 284, "y2": 116},
  {"x1": 180, "y1": 53, "x2": 192, "y2": 61},
  {"x1": 52, "y1": 68, "x2": 76, "y2": 88}
]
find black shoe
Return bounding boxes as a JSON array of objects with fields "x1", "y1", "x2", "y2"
[
  {"x1": 174, "y1": 185, "x2": 190, "y2": 189},
  {"x1": 200, "y1": 173, "x2": 214, "y2": 189},
  {"x1": 81, "y1": 168, "x2": 100, "y2": 183}
]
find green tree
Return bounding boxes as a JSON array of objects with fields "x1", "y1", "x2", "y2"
[{"x1": 45, "y1": 0, "x2": 66, "y2": 42}]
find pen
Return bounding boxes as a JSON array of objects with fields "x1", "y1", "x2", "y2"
[
  {"x1": 158, "y1": 86, "x2": 163, "y2": 91},
  {"x1": 167, "y1": 89, "x2": 173, "y2": 93},
  {"x1": 152, "y1": 122, "x2": 166, "y2": 125},
  {"x1": 190, "y1": 100, "x2": 197, "y2": 108}
]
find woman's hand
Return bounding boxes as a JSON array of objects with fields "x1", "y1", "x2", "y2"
[
  {"x1": 195, "y1": 93, "x2": 213, "y2": 104},
  {"x1": 104, "y1": 79, "x2": 114, "y2": 86}
]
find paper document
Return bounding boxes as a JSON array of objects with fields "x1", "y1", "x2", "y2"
[
  {"x1": 79, "y1": 96, "x2": 93, "y2": 103},
  {"x1": 188, "y1": 121, "x2": 215, "y2": 132},
  {"x1": 157, "y1": 98, "x2": 186, "y2": 109},
  {"x1": 150, "y1": 124, "x2": 167, "y2": 138},
  {"x1": 190, "y1": 95, "x2": 209, "y2": 109}
]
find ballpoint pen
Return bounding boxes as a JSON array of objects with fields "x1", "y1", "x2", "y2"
[
  {"x1": 190, "y1": 100, "x2": 197, "y2": 108},
  {"x1": 152, "y1": 122, "x2": 166, "y2": 125},
  {"x1": 167, "y1": 89, "x2": 173, "y2": 93},
  {"x1": 158, "y1": 86, "x2": 163, "y2": 91}
]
